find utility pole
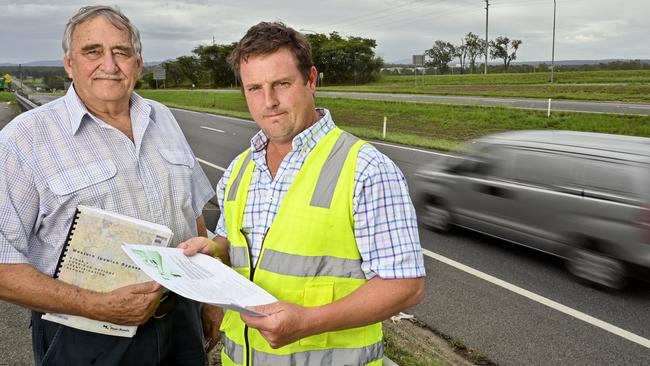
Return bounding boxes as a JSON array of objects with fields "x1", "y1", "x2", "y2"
[
  {"x1": 484, "y1": 0, "x2": 489, "y2": 74},
  {"x1": 18, "y1": 63, "x2": 23, "y2": 93},
  {"x1": 550, "y1": 0, "x2": 557, "y2": 83}
]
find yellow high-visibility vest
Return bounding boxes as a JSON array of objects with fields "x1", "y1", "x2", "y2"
[{"x1": 220, "y1": 127, "x2": 383, "y2": 366}]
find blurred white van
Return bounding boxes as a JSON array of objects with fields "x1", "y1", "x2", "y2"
[{"x1": 414, "y1": 130, "x2": 650, "y2": 289}]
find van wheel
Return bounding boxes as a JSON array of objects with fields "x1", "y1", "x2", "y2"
[
  {"x1": 420, "y1": 200, "x2": 452, "y2": 232},
  {"x1": 565, "y1": 247, "x2": 626, "y2": 290}
]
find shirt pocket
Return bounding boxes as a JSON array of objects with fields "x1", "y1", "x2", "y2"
[
  {"x1": 158, "y1": 148, "x2": 196, "y2": 210},
  {"x1": 158, "y1": 148, "x2": 195, "y2": 169},
  {"x1": 46, "y1": 160, "x2": 117, "y2": 205}
]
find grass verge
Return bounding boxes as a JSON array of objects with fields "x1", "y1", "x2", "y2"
[
  {"x1": 382, "y1": 318, "x2": 494, "y2": 366},
  {"x1": 0, "y1": 92, "x2": 15, "y2": 103},
  {"x1": 139, "y1": 90, "x2": 650, "y2": 151},
  {"x1": 367, "y1": 70, "x2": 650, "y2": 86},
  {"x1": 320, "y1": 70, "x2": 650, "y2": 103}
]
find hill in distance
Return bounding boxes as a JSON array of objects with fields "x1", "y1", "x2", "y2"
[{"x1": 0, "y1": 60, "x2": 163, "y2": 67}]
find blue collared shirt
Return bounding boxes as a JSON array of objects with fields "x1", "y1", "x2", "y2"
[
  {"x1": 215, "y1": 109, "x2": 425, "y2": 279},
  {"x1": 0, "y1": 86, "x2": 214, "y2": 275}
]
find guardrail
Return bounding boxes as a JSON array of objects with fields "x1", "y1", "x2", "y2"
[{"x1": 15, "y1": 91, "x2": 38, "y2": 111}]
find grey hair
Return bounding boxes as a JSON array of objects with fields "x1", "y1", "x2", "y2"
[{"x1": 62, "y1": 5, "x2": 142, "y2": 58}]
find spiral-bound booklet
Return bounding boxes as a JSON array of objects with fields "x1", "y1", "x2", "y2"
[{"x1": 41, "y1": 205, "x2": 173, "y2": 337}]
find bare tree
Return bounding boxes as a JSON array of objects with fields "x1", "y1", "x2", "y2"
[
  {"x1": 489, "y1": 36, "x2": 522, "y2": 73},
  {"x1": 464, "y1": 32, "x2": 484, "y2": 74},
  {"x1": 454, "y1": 40, "x2": 467, "y2": 74}
]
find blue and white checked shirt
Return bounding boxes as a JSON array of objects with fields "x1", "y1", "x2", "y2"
[
  {"x1": 215, "y1": 109, "x2": 425, "y2": 279},
  {"x1": 0, "y1": 86, "x2": 214, "y2": 276}
]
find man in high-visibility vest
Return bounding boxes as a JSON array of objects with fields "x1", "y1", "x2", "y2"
[{"x1": 182, "y1": 21, "x2": 425, "y2": 365}]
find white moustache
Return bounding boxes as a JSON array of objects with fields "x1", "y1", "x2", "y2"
[
  {"x1": 265, "y1": 108, "x2": 284, "y2": 114},
  {"x1": 93, "y1": 73, "x2": 124, "y2": 80}
]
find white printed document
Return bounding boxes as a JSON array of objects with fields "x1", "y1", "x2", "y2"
[{"x1": 122, "y1": 244, "x2": 277, "y2": 316}]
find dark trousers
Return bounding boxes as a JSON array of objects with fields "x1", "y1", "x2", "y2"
[{"x1": 31, "y1": 297, "x2": 207, "y2": 366}]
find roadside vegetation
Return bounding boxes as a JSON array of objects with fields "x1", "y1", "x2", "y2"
[
  {"x1": 0, "y1": 92, "x2": 15, "y2": 102},
  {"x1": 321, "y1": 69, "x2": 650, "y2": 103},
  {"x1": 382, "y1": 318, "x2": 492, "y2": 366},
  {"x1": 138, "y1": 89, "x2": 650, "y2": 151}
]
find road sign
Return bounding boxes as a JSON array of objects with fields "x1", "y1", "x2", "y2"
[
  {"x1": 153, "y1": 65, "x2": 166, "y2": 80},
  {"x1": 412, "y1": 54, "x2": 425, "y2": 66}
]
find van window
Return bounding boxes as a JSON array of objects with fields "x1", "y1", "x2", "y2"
[
  {"x1": 508, "y1": 149, "x2": 583, "y2": 190},
  {"x1": 582, "y1": 160, "x2": 641, "y2": 200},
  {"x1": 460, "y1": 145, "x2": 508, "y2": 178}
]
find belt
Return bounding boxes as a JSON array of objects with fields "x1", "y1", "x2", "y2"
[{"x1": 154, "y1": 292, "x2": 177, "y2": 319}]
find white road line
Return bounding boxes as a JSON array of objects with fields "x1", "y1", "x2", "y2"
[
  {"x1": 173, "y1": 108, "x2": 457, "y2": 159},
  {"x1": 200, "y1": 126, "x2": 225, "y2": 133},
  {"x1": 421, "y1": 248, "x2": 650, "y2": 349},
  {"x1": 370, "y1": 141, "x2": 457, "y2": 157},
  {"x1": 171, "y1": 108, "x2": 256, "y2": 124},
  {"x1": 197, "y1": 158, "x2": 226, "y2": 172},
  {"x1": 630, "y1": 106, "x2": 650, "y2": 110},
  {"x1": 171, "y1": 107, "x2": 459, "y2": 156}
]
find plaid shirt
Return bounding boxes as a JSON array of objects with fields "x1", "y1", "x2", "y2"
[
  {"x1": 0, "y1": 86, "x2": 214, "y2": 276},
  {"x1": 216, "y1": 109, "x2": 425, "y2": 279}
]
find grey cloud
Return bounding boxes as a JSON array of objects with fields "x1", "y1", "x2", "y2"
[{"x1": 1, "y1": 0, "x2": 648, "y2": 64}]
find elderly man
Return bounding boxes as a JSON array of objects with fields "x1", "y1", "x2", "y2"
[
  {"x1": 0, "y1": 5, "x2": 219, "y2": 365},
  {"x1": 184, "y1": 22, "x2": 425, "y2": 365}
]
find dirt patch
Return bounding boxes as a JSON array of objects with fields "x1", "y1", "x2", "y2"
[{"x1": 383, "y1": 316, "x2": 495, "y2": 366}]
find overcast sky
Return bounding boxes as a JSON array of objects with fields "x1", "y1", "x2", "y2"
[{"x1": 2, "y1": 0, "x2": 649, "y2": 64}]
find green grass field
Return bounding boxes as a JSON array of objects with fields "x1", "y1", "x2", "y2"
[
  {"x1": 376, "y1": 69, "x2": 650, "y2": 85},
  {"x1": 138, "y1": 89, "x2": 650, "y2": 151},
  {"x1": 321, "y1": 70, "x2": 650, "y2": 103}
]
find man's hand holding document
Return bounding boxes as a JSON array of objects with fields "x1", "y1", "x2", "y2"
[{"x1": 122, "y1": 244, "x2": 276, "y2": 316}]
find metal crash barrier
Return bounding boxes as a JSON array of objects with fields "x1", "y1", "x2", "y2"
[{"x1": 15, "y1": 91, "x2": 38, "y2": 111}]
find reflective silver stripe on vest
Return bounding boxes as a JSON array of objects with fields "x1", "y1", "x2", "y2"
[
  {"x1": 310, "y1": 132, "x2": 359, "y2": 208},
  {"x1": 227, "y1": 151, "x2": 252, "y2": 201},
  {"x1": 259, "y1": 249, "x2": 365, "y2": 279},
  {"x1": 230, "y1": 245, "x2": 249, "y2": 269},
  {"x1": 252, "y1": 339, "x2": 383, "y2": 366},
  {"x1": 222, "y1": 333, "x2": 244, "y2": 364}
]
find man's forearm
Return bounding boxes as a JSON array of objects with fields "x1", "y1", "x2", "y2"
[
  {"x1": 304, "y1": 277, "x2": 425, "y2": 336},
  {"x1": 0, "y1": 263, "x2": 97, "y2": 316},
  {"x1": 0, "y1": 263, "x2": 162, "y2": 325}
]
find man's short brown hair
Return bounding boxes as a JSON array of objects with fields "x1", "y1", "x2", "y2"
[{"x1": 228, "y1": 22, "x2": 313, "y2": 83}]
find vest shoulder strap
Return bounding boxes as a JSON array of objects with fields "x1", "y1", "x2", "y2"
[
  {"x1": 226, "y1": 149, "x2": 252, "y2": 202},
  {"x1": 310, "y1": 131, "x2": 360, "y2": 208}
]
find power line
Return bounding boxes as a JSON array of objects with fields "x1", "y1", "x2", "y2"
[
  {"x1": 311, "y1": 0, "x2": 476, "y2": 34},
  {"x1": 311, "y1": 0, "x2": 423, "y2": 30},
  {"x1": 334, "y1": 2, "x2": 482, "y2": 35}
]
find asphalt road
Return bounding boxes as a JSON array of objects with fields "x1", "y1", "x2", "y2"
[
  {"x1": 198, "y1": 88, "x2": 650, "y2": 116},
  {"x1": 0, "y1": 103, "x2": 34, "y2": 365},
  {"x1": 29, "y1": 89, "x2": 650, "y2": 116},
  {"x1": 317, "y1": 91, "x2": 650, "y2": 116},
  {"x1": 171, "y1": 108, "x2": 650, "y2": 365},
  {"x1": 3, "y1": 96, "x2": 650, "y2": 365}
]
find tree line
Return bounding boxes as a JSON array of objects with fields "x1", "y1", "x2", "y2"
[
  {"x1": 423, "y1": 32, "x2": 522, "y2": 74},
  {"x1": 3, "y1": 36, "x2": 650, "y2": 90},
  {"x1": 150, "y1": 31, "x2": 383, "y2": 88}
]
